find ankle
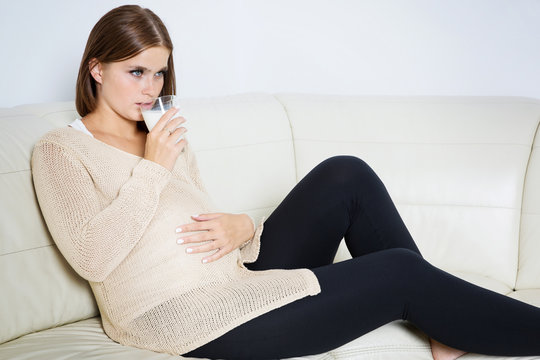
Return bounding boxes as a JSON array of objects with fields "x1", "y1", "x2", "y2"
[{"x1": 430, "y1": 338, "x2": 467, "y2": 360}]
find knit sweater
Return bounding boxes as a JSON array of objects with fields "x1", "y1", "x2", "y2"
[{"x1": 31, "y1": 126, "x2": 321, "y2": 355}]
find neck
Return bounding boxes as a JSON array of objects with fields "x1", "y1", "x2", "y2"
[{"x1": 83, "y1": 105, "x2": 142, "y2": 140}]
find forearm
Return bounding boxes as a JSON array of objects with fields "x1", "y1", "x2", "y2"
[
  {"x1": 32, "y1": 142, "x2": 171, "y2": 282},
  {"x1": 78, "y1": 159, "x2": 171, "y2": 281}
]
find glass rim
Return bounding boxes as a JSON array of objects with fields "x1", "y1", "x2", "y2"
[
  {"x1": 140, "y1": 95, "x2": 177, "y2": 112},
  {"x1": 153, "y1": 95, "x2": 176, "y2": 102}
]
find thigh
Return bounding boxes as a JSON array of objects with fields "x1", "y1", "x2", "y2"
[
  {"x1": 249, "y1": 155, "x2": 420, "y2": 271},
  {"x1": 248, "y1": 156, "x2": 358, "y2": 270},
  {"x1": 186, "y1": 251, "x2": 412, "y2": 360}
]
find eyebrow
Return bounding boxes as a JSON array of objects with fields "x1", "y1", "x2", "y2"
[{"x1": 129, "y1": 66, "x2": 168, "y2": 72}]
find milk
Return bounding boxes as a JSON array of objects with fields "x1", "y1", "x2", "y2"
[
  {"x1": 142, "y1": 110, "x2": 185, "y2": 143},
  {"x1": 141, "y1": 110, "x2": 163, "y2": 131}
]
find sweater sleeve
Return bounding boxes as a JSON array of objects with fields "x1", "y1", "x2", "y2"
[
  {"x1": 240, "y1": 216, "x2": 265, "y2": 263},
  {"x1": 31, "y1": 140, "x2": 171, "y2": 282}
]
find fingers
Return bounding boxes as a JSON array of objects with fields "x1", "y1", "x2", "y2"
[
  {"x1": 192, "y1": 213, "x2": 223, "y2": 220},
  {"x1": 201, "y1": 248, "x2": 229, "y2": 264},
  {"x1": 176, "y1": 213, "x2": 224, "y2": 233},
  {"x1": 187, "y1": 242, "x2": 231, "y2": 264},
  {"x1": 168, "y1": 125, "x2": 188, "y2": 140},
  {"x1": 175, "y1": 213, "x2": 232, "y2": 263},
  {"x1": 153, "y1": 107, "x2": 179, "y2": 131},
  {"x1": 151, "y1": 108, "x2": 188, "y2": 137},
  {"x1": 165, "y1": 115, "x2": 187, "y2": 131},
  {"x1": 176, "y1": 228, "x2": 231, "y2": 264},
  {"x1": 147, "y1": 109, "x2": 186, "y2": 145},
  {"x1": 176, "y1": 231, "x2": 212, "y2": 245},
  {"x1": 185, "y1": 240, "x2": 225, "y2": 255},
  {"x1": 179, "y1": 236, "x2": 232, "y2": 264},
  {"x1": 176, "y1": 220, "x2": 216, "y2": 245},
  {"x1": 162, "y1": 116, "x2": 187, "y2": 137},
  {"x1": 176, "y1": 218, "x2": 212, "y2": 234}
]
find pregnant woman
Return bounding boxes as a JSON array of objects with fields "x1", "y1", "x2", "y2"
[{"x1": 31, "y1": 5, "x2": 540, "y2": 360}]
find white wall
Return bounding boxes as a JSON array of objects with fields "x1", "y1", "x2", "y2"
[{"x1": 1, "y1": 0, "x2": 539, "y2": 107}]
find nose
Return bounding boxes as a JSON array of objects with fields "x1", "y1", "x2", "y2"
[{"x1": 141, "y1": 76, "x2": 157, "y2": 97}]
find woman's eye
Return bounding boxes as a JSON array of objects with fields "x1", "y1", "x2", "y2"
[
  {"x1": 155, "y1": 71, "x2": 165, "y2": 78},
  {"x1": 130, "y1": 70, "x2": 143, "y2": 77}
]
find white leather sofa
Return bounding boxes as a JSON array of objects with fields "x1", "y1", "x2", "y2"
[{"x1": 1, "y1": 93, "x2": 540, "y2": 360}]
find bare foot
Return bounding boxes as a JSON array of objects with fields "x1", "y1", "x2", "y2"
[{"x1": 430, "y1": 338, "x2": 467, "y2": 360}]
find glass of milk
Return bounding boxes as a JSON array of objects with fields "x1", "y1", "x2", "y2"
[{"x1": 140, "y1": 95, "x2": 184, "y2": 142}]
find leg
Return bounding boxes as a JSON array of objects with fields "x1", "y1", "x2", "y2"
[
  {"x1": 248, "y1": 155, "x2": 420, "y2": 271},
  {"x1": 187, "y1": 249, "x2": 540, "y2": 359}
]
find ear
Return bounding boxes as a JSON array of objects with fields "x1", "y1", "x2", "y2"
[{"x1": 89, "y1": 58, "x2": 103, "y2": 84}]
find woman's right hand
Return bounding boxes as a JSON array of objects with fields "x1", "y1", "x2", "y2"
[{"x1": 143, "y1": 107, "x2": 188, "y2": 171}]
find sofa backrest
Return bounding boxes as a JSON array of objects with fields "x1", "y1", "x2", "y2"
[
  {"x1": 2, "y1": 94, "x2": 539, "y2": 344},
  {"x1": 277, "y1": 94, "x2": 540, "y2": 293}
]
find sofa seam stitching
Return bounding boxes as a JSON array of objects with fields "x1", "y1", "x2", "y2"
[
  {"x1": 397, "y1": 202, "x2": 518, "y2": 210},
  {"x1": 293, "y1": 138, "x2": 532, "y2": 147},
  {"x1": 515, "y1": 118, "x2": 540, "y2": 290},
  {"x1": 273, "y1": 94, "x2": 299, "y2": 182},
  {"x1": 192, "y1": 138, "x2": 291, "y2": 152},
  {"x1": 0, "y1": 168, "x2": 30, "y2": 175},
  {"x1": 1, "y1": 243, "x2": 55, "y2": 257}
]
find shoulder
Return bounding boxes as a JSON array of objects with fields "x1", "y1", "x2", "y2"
[
  {"x1": 33, "y1": 126, "x2": 98, "y2": 159},
  {"x1": 32, "y1": 127, "x2": 96, "y2": 168},
  {"x1": 35, "y1": 127, "x2": 79, "y2": 149}
]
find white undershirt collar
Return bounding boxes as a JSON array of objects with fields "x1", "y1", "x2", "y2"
[{"x1": 67, "y1": 118, "x2": 94, "y2": 138}]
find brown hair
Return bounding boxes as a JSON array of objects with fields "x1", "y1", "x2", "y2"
[{"x1": 76, "y1": 5, "x2": 176, "y2": 120}]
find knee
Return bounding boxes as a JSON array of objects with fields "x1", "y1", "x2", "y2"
[
  {"x1": 382, "y1": 248, "x2": 428, "y2": 280},
  {"x1": 321, "y1": 155, "x2": 369, "y2": 171},
  {"x1": 316, "y1": 155, "x2": 376, "y2": 189},
  {"x1": 385, "y1": 247, "x2": 423, "y2": 262}
]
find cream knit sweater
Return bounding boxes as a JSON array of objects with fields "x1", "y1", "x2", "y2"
[{"x1": 31, "y1": 126, "x2": 321, "y2": 355}]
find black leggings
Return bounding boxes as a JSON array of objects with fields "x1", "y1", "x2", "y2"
[{"x1": 186, "y1": 156, "x2": 540, "y2": 359}]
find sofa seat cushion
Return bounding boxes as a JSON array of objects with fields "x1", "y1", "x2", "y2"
[
  {"x1": 509, "y1": 289, "x2": 540, "y2": 307},
  {"x1": 0, "y1": 318, "x2": 183, "y2": 360},
  {"x1": 0, "y1": 317, "x2": 434, "y2": 360}
]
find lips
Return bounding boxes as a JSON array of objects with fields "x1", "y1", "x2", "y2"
[{"x1": 137, "y1": 101, "x2": 154, "y2": 110}]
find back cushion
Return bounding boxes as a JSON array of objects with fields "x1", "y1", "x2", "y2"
[
  {"x1": 181, "y1": 94, "x2": 297, "y2": 222},
  {"x1": 277, "y1": 94, "x2": 540, "y2": 291},
  {"x1": 0, "y1": 103, "x2": 98, "y2": 344}
]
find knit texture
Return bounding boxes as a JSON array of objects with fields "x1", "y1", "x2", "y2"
[{"x1": 31, "y1": 126, "x2": 321, "y2": 355}]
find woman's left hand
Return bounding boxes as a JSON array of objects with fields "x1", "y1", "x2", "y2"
[{"x1": 175, "y1": 213, "x2": 255, "y2": 264}]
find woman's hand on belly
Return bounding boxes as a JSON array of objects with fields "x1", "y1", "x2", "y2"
[{"x1": 175, "y1": 213, "x2": 255, "y2": 264}]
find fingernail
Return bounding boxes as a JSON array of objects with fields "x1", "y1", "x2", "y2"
[
  {"x1": 202, "y1": 259, "x2": 208, "y2": 264},
  {"x1": 186, "y1": 248, "x2": 193, "y2": 253},
  {"x1": 176, "y1": 227, "x2": 182, "y2": 233},
  {"x1": 177, "y1": 238, "x2": 184, "y2": 244}
]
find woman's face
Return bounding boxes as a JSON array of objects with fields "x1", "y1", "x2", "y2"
[{"x1": 92, "y1": 46, "x2": 170, "y2": 122}]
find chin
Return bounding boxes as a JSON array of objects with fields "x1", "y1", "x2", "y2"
[{"x1": 129, "y1": 111, "x2": 144, "y2": 122}]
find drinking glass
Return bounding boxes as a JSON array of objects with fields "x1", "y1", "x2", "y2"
[{"x1": 140, "y1": 95, "x2": 184, "y2": 140}]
